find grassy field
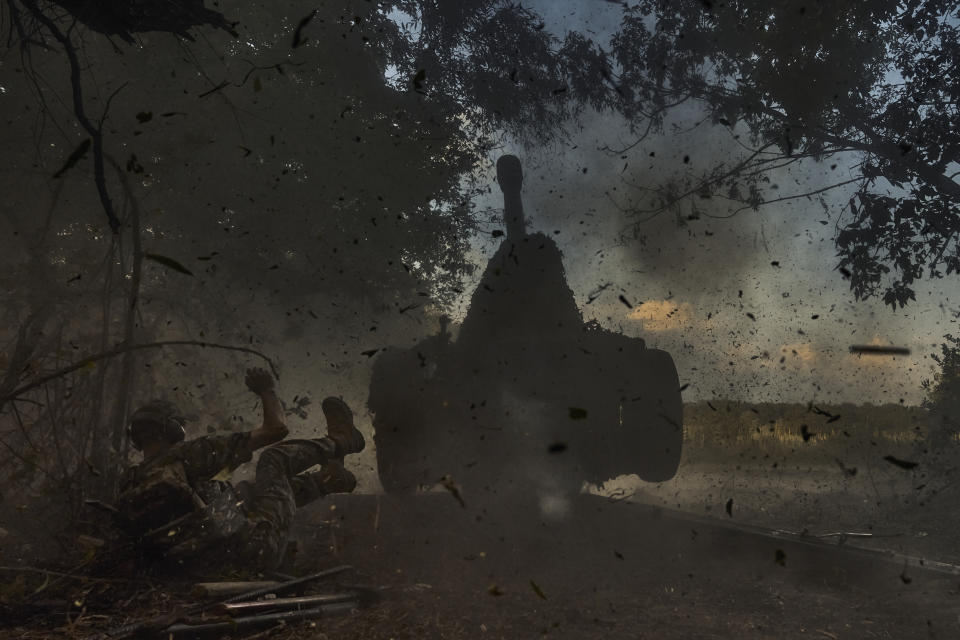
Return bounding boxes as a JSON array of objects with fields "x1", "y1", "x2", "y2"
[
  {"x1": 679, "y1": 400, "x2": 929, "y2": 466},
  {"x1": 587, "y1": 400, "x2": 960, "y2": 560}
]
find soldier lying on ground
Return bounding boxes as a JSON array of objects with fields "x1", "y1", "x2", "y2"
[{"x1": 116, "y1": 368, "x2": 365, "y2": 574}]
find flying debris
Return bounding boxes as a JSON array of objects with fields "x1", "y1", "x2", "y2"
[
  {"x1": 438, "y1": 475, "x2": 466, "y2": 508},
  {"x1": 529, "y1": 580, "x2": 547, "y2": 600},
  {"x1": 144, "y1": 253, "x2": 194, "y2": 276},
  {"x1": 883, "y1": 455, "x2": 919, "y2": 470},
  {"x1": 292, "y1": 9, "x2": 318, "y2": 48},
  {"x1": 810, "y1": 405, "x2": 841, "y2": 423},
  {"x1": 587, "y1": 282, "x2": 611, "y2": 304},
  {"x1": 835, "y1": 459, "x2": 858, "y2": 477},
  {"x1": 849, "y1": 345, "x2": 911, "y2": 356}
]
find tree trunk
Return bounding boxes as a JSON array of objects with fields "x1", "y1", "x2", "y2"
[{"x1": 103, "y1": 161, "x2": 146, "y2": 499}]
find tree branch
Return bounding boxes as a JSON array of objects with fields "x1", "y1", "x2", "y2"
[
  {"x1": 741, "y1": 98, "x2": 960, "y2": 200},
  {"x1": 613, "y1": 142, "x2": 777, "y2": 221},
  {"x1": 705, "y1": 176, "x2": 866, "y2": 219},
  {"x1": 0, "y1": 341, "x2": 280, "y2": 410},
  {"x1": 20, "y1": 0, "x2": 121, "y2": 233}
]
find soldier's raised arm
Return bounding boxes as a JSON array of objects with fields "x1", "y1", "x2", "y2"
[{"x1": 243, "y1": 367, "x2": 289, "y2": 452}]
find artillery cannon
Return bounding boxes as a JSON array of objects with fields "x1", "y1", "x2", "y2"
[{"x1": 369, "y1": 156, "x2": 682, "y2": 501}]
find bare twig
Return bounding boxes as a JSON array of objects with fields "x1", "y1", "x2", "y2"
[
  {"x1": 598, "y1": 118, "x2": 656, "y2": 155},
  {"x1": 19, "y1": 0, "x2": 121, "y2": 232},
  {"x1": 0, "y1": 341, "x2": 279, "y2": 409},
  {"x1": 706, "y1": 176, "x2": 865, "y2": 220},
  {"x1": 0, "y1": 565, "x2": 146, "y2": 584},
  {"x1": 0, "y1": 431, "x2": 59, "y2": 482}
]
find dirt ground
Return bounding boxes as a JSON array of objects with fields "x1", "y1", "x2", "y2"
[
  {"x1": 603, "y1": 458, "x2": 960, "y2": 560},
  {"x1": 3, "y1": 469, "x2": 960, "y2": 640},
  {"x1": 288, "y1": 490, "x2": 960, "y2": 640}
]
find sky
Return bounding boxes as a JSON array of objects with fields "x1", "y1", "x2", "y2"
[
  {"x1": 432, "y1": 2, "x2": 960, "y2": 406},
  {"x1": 449, "y1": 114, "x2": 960, "y2": 406},
  {"x1": 229, "y1": 1, "x2": 960, "y2": 410},
  {"x1": 7, "y1": 0, "x2": 956, "y2": 421}
]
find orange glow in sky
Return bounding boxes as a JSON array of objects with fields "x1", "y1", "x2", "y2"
[{"x1": 627, "y1": 300, "x2": 693, "y2": 331}]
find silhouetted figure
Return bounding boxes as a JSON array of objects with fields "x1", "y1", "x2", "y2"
[{"x1": 369, "y1": 156, "x2": 683, "y2": 506}]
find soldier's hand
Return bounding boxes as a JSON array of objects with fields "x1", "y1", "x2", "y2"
[{"x1": 245, "y1": 368, "x2": 275, "y2": 394}]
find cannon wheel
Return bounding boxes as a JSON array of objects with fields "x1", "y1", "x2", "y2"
[
  {"x1": 369, "y1": 348, "x2": 443, "y2": 493},
  {"x1": 570, "y1": 343, "x2": 683, "y2": 486},
  {"x1": 618, "y1": 348, "x2": 683, "y2": 482}
]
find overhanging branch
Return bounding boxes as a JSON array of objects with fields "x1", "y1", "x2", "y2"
[
  {"x1": 0, "y1": 341, "x2": 280, "y2": 410},
  {"x1": 20, "y1": 0, "x2": 121, "y2": 233}
]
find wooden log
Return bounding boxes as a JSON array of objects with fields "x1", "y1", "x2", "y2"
[
  {"x1": 213, "y1": 592, "x2": 358, "y2": 614},
  {"x1": 191, "y1": 581, "x2": 280, "y2": 598},
  {"x1": 76, "y1": 534, "x2": 105, "y2": 548},
  {"x1": 110, "y1": 566, "x2": 353, "y2": 639},
  {"x1": 165, "y1": 602, "x2": 357, "y2": 636}
]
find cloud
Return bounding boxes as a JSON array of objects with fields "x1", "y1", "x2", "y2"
[{"x1": 626, "y1": 300, "x2": 694, "y2": 331}]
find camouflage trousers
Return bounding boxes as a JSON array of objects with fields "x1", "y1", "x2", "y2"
[{"x1": 231, "y1": 438, "x2": 356, "y2": 571}]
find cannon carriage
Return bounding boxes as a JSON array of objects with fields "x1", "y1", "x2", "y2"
[{"x1": 369, "y1": 156, "x2": 683, "y2": 499}]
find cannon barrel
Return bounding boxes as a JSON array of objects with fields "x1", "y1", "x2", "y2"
[{"x1": 497, "y1": 155, "x2": 525, "y2": 240}]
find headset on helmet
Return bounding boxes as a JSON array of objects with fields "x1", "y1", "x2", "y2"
[{"x1": 128, "y1": 400, "x2": 186, "y2": 451}]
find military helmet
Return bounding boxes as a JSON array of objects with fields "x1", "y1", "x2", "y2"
[{"x1": 128, "y1": 399, "x2": 186, "y2": 450}]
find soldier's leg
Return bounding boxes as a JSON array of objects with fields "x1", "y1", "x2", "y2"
[
  {"x1": 238, "y1": 439, "x2": 341, "y2": 569},
  {"x1": 289, "y1": 461, "x2": 358, "y2": 508},
  {"x1": 237, "y1": 397, "x2": 365, "y2": 569}
]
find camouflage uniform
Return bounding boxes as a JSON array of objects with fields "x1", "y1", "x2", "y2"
[{"x1": 119, "y1": 434, "x2": 351, "y2": 572}]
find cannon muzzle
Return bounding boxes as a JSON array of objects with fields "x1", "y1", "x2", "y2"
[{"x1": 497, "y1": 155, "x2": 525, "y2": 240}]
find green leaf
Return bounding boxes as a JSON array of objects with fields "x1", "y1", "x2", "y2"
[{"x1": 144, "y1": 253, "x2": 194, "y2": 276}]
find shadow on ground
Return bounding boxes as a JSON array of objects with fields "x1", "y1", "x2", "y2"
[{"x1": 283, "y1": 492, "x2": 960, "y2": 640}]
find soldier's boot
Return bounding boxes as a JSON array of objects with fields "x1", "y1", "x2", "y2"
[
  {"x1": 319, "y1": 396, "x2": 365, "y2": 461},
  {"x1": 254, "y1": 397, "x2": 364, "y2": 481},
  {"x1": 290, "y1": 462, "x2": 358, "y2": 507}
]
